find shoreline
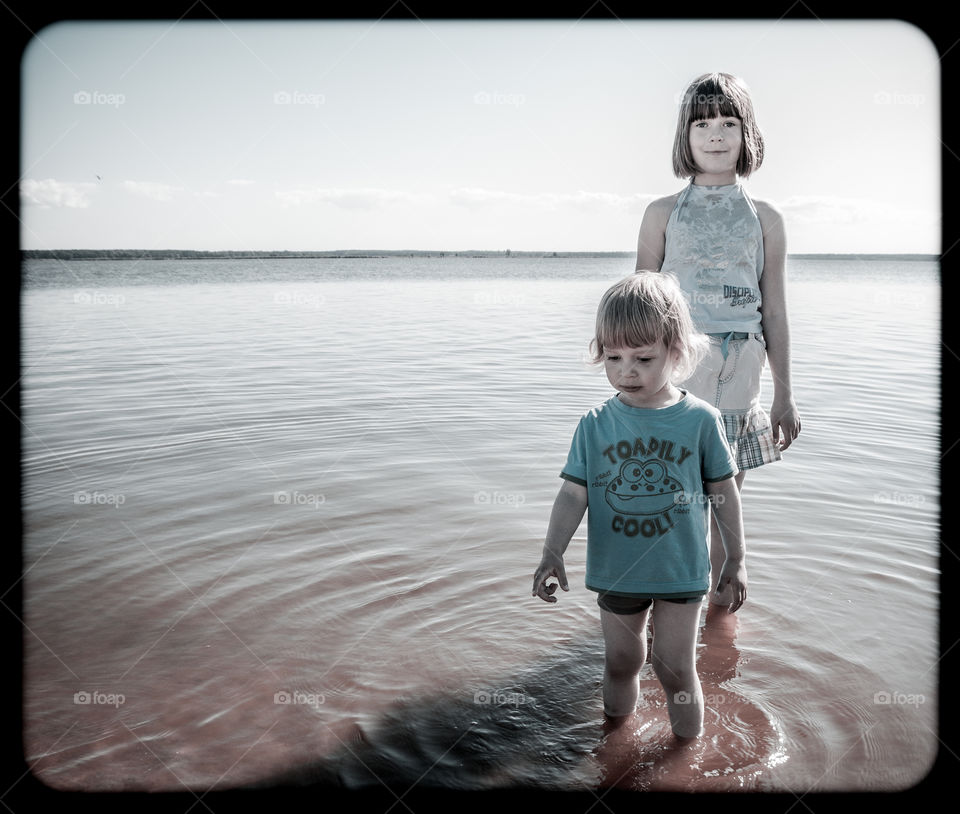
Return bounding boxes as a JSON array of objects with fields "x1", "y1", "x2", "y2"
[{"x1": 21, "y1": 250, "x2": 939, "y2": 262}]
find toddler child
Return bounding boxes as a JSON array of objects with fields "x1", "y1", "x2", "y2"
[{"x1": 532, "y1": 272, "x2": 746, "y2": 737}]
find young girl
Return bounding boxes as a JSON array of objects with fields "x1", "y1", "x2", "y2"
[
  {"x1": 531, "y1": 273, "x2": 746, "y2": 738},
  {"x1": 635, "y1": 72, "x2": 800, "y2": 609}
]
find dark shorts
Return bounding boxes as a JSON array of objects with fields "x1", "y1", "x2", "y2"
[{"x1": 596, "y1": 592, "x2": 705, "y2": 615}]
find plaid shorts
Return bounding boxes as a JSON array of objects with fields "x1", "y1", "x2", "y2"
[
  {"x1": 722, "y1": 407, "x2": 782, "y2": 470},
  {"x1": 682, "y1": 332, "x2": 781, "y2": 471}
]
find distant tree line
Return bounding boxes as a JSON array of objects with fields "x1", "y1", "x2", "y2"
[
  {"x1": 21, "y1": 249, "x2": 931, "y2": 261},
  {"x1": 21, "y1": 249, "x2": 640, "y2": 260}
]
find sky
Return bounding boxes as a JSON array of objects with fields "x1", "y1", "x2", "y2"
[{"x1": 19, "y1": 18, "x2": 941, "y2": 254}]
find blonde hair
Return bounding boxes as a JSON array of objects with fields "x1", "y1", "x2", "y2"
[
  {"x1": 590, "y1": 272, "x2": 706, "y2": 382},
  {"x1": 672, "y1": 72, "x2": 764, "y2": 180}
]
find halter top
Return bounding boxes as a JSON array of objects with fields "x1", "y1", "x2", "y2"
[{"x1": 659, "y1": 181, "x2": 764, "y2": 334}]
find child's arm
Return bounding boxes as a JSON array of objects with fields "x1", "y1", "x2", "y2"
[
  {"x1": 705, "y1": 477, "x2": 747, "y2": 612},
  {"x1": 756, "y1": 200, "x2": 801, "y2": 450},
  {"x1": 532, "y1": 479, "x2": 588, "y2": 603},
  {"x1": 635, "y1": 195, "x2": 678, "y2": 272}
]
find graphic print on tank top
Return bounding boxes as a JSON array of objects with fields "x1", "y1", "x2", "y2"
[{"x1": 660, "y1": 183, "x2": 764, "y2": 333}]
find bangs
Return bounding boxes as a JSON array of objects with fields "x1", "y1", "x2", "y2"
[
  {"x1": 687, "y1": 81, "x2": 743, "y2": 121},
  {"x1": 594, "y1": 288, "x2": 670, "y2": 354},
  {"x1": 596, "y1": 311, "x2": 666, "y2": 354}
]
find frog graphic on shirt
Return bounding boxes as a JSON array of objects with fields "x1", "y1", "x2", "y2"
[{"x1": 605, "y1": 458, "x2": 685, "y2": 516}]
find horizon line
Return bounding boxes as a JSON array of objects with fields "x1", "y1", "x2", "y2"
[{"x1": 21, "y1": 249, "x2": 940, "y2": 259}]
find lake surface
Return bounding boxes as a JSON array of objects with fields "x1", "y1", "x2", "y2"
[{"x1": 19, "y1": 255, "x2": 940, "y2": 793}]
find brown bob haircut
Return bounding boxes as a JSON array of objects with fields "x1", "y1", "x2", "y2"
[{"x1": 672, "y1": 72, "x2": 764, "y2": 180}]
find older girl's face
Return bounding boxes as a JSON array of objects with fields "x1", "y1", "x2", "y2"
[{"x1": 689, "y1": 116, "x2": 742, "y2": 184}]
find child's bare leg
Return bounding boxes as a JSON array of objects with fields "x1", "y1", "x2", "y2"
[
  {"x1": 599, "y1": 606, "x2": 651, "y2": 719},
  {"x1": 650, "y1": 599, "x2": 703, "y2": 738},
  {"x1": 709, "y1": 470, "x2": 746, "y2": 605}
]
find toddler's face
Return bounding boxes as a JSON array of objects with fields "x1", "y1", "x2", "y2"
[{"x1": 603, "y1": 342, "x2": 680, "y2": 408}]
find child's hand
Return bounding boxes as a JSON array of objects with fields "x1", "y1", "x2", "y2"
[
  {"x1": 771, "y1": 396, "x2": 801, "y2": 451},
  {"x1": 532, "y1": 552, "x2": 569, "y2": 603},
  {"x1": 714, "y1": 558, "x2": 747, "y2": 613}
]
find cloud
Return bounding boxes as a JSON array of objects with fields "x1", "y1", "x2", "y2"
[
  {"x1": 20, "y1": 179, "x2": 95, "y2": 208},
  {"x1": 271, "y1": 185, "x2": 659, "y2": 214},
  {"x1": 121, "y1": 180, "x2": 183, "y2": 202},
  {"x1": 227, "y1": 179, "x2": 256, "y2": 186},
  {"x1": 448, "y1": 188, "x2": 658, "y2": 213},
  {"x1": 274, "y1": 187, "x2": 421, "y2": 209},
  {"x1": 447, "y1": 187, "x2": 527, "y2": 208},
  {"x1": 778, "y1": 194, "x2": 939, "y2": 227}
]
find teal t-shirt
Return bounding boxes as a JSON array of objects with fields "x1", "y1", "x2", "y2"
[{"x1": 560, "y1": 391, "x2": 737, "y2": 596}]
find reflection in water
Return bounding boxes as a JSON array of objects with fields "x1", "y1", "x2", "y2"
[
  {"x1": 595, "y1": 604, "x2": 784, "y2": 791},
  {"x1": 254, "y1": 605, "x2": 784, "y2": 792},
  {"x1": 247, "y1": 636, "x2": 606, "y2": 790}
]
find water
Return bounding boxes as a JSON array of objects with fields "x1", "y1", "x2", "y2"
[{"x1": 20, "y1": 255, "x2": 940, "y2": 792}]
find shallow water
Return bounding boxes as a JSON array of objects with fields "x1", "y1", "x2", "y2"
[{"x1": 20, "y1": 256, "x2": 939, "y2": 792}]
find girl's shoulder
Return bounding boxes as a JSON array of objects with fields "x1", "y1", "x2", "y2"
[
  {"x1": 640, "y1": 191, "x2": 683, "y2": 230},
  {"x1": 647, "y1": 190, "x2": 683, "y2": 213},
  {"x1": 748, "y1": 196, "x2": 785, "y2": 228},
  {"x1": 749, "y1": 198, "x2": 787, "y2": 247}
]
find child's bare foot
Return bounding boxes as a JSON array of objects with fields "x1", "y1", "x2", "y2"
[
  {"x1": 704, "y1": 599, "x2": 738, "y2": 631},
  {"x1": 602, "y1": 710, "x2": 634, "y2": 734},
  {"x1": 669, "y1": 729, "x2": 701, "y2": 745}
]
